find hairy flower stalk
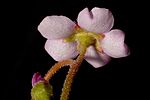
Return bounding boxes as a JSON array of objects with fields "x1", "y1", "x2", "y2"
[
  {"x1": 44, "y1": 59, "x2": 74, "y2": 81},
  {"x1": 44, "y1": 46, "x2": 86, "y2": 100},
  {"x1": 60, "y1": 48, "x2": 86, "y2": 100}
]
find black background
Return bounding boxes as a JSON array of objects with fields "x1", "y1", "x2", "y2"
[{"x1": 2, "y1": 0, "x2": 148, "y2": 100}]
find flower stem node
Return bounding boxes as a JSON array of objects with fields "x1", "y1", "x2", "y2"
[{"x1": 64, "y1": 26, "x2": 105, "y2": 53}]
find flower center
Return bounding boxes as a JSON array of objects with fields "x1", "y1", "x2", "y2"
[{"x1": 64, "y1": 25, "x2": 105, "y2": 53}]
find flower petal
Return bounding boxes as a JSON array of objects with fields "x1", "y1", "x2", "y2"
[
  {"x1": 84, "y1": 46, "x2": 111, "y2": 68},
  {"x1": 45, "y1": 39, "x2": 78, "y2": 61},
  {"x1": 77, "y1": 7, "x2": 114, "y2": 33},
  {"x1": 101, "y1": 29, "x2": 130, "y2": 58},
  {"x1": 38, "y1": 16, "x2": 76, "y2": 39}
]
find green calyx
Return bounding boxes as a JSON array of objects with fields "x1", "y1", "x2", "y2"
[
  {"x1": 64, "y1": 26, "x2": 105, "y2": 53},
  {"x1": 31, "y1": 81, "x2": 53, "y2": 100}
]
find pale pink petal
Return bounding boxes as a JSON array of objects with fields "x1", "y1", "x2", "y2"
[
  {"x1": 38, "y1": 16, "x2": 76, "y2": 39},
  {"x1": 84, "y1": 46, "x2": 111, "y2": 68},
  {"x1": 101, "y1": 29, "x2": 130, "y2": 58},
  {"x1": 45, "y1": 39, "x2": 78, "y2": 61},
  {"x1": 77, "y1": 7, "x2": 114, "y2": 33}
]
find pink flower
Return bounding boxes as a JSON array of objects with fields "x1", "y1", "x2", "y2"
[{"x1": 38, "y1": 7, "x2": 130, "y2": 68}]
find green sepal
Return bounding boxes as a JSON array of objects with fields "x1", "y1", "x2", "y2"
[{"x1": 31, "y1": 81, "x2": 53, "y2": 100}]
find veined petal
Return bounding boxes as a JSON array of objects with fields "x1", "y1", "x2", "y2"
[
  {"x1": 38, "y1": 16, "x2": 76, "y2": 39},
  {"x1": 77, "y1": 7, "x2": 114, "y2": 33},
  {"x1": 45, "y1": 39, "x2": 78, "y2": 61},
  {"x1": 84, "y1": 46, "x2": 110, "y2": 68},
  {"x1": 101, "y1": 29, "x2": 130, "y2": 58}
]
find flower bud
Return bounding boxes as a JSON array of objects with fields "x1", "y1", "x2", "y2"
[{"x1": 31, "y1": 72, "x2": 53, "y2": 100}]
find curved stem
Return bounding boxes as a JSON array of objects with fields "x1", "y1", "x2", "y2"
[
  {"x1": 60, "y1": 49, "x2": 86, "y2": 100},
  {"x1": 44, "y1": 49, "x2": 86, "y2": 100},
  {"x1": 44, "y1": 59, "x2": 74, "y2": 81}
]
